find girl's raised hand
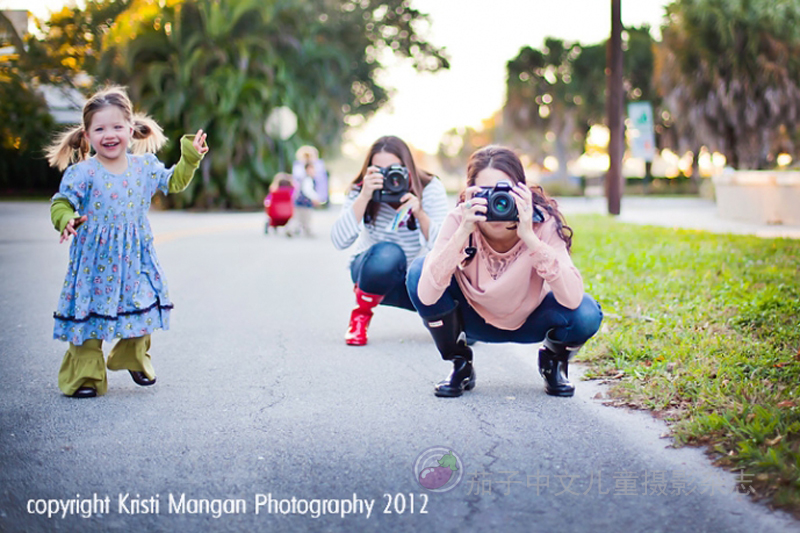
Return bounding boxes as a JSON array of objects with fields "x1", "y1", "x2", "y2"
[
  {"x1": 459, "y1": 186, "x2": 487, "y2": 233},
  {"x1": 358, "y1": 166, "x2": 384, "y2": 199},
  {"x1": 511, "y1": 183, "x2": 541, "y2": 245},
  {"x1": 60, "y1": 215, "x2": 88, "y2": 244},
  {"x1": 398, "y1": 192, "x2": 421, "y2": 215},
  {"x1": 192, "y1": 129, "x2": 208, "y2": 154}
]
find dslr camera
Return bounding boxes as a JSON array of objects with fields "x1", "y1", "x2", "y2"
[
  {"x1": 372, "y1": 165, "x2": 410, "y2": 203},
  {"x1": 473, "y1": 180, "x2": 544, "y2": 222}
]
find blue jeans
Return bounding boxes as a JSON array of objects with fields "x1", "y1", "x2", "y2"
[
  {"x1": 406, "y1": 257, "x2": 603, "y2": 346},
  {"x1": 350, "y1": 242, "x2": 415, "y2": 311}
]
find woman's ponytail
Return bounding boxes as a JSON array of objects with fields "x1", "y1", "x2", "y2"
[
  {"x1": 46, "y1": 125, "x2": 90, "y2": 171},
  {"x1": 131, "y1": 113, "x2": 168, "y2": 154}
]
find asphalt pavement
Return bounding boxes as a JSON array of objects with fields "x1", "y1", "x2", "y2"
[{"x1": 0, "y1": 198, "x2": 798, "y2": 533}]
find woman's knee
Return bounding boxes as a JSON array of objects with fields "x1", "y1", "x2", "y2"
[
  {"x1": 357, "y1": 242, "x2": 407, "y2": 294},
  {"x1": 361, "y1": 242, "x2": 407, "y2": 279},
  {"x1": 405, "y1": 256, "x2": 426, "y2": 307},
  {"x1": 572, "y1": 295, "x2": 603, "y2": 341}
]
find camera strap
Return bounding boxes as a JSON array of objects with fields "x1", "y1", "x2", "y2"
[{"x1": 464, "y1": 234, "x2": 477, "y2": 263}]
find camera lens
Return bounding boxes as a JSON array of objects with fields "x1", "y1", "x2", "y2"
[
  {"x1": 384, "y1": 167, "x2": 408, "y2": 193},
  {"x1": 493, "y1": 194, "x2": 511, "y2": 213}
]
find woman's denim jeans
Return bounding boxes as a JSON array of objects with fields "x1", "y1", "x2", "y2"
[
  {"x1": 406, "y1": 256, "x2": 603, "y2": 346},
  {"x1": 351, "y1": 242, "x2": 415, "y2": 311}
]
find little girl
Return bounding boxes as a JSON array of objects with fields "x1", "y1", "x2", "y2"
[{"x1": 46, "y1": 86, "x2": 208, "y2": 398}]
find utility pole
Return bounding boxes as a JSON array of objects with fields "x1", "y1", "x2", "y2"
[{"x1": 606, "y1": 0, "x2": 624, "y2": 215}]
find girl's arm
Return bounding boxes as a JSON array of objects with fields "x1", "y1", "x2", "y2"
[
  {"x1": 168, "y1": 131, "x2": 208, "y2": 193},
  {"x1": 330, "y1": 190, "x2": 362, "y2": 250},
  {"x1": 50, "y1": 197, "x2": 80, "y2": 234},
  {"x1": 417, "y1": 210, "x2": 472, "y2": 305},
  {"x1": 528, "y1": 220, "x2": 584, "y2": 309},
  {"x1": 347, "y1": 165, "x2": 383, "y2": 225},
  {"x1": 509, "y1": 183, "x2": 583, "y2": 309},
  {"x1": 50, "y1": 165, "x2": 87, "y2": 239}
]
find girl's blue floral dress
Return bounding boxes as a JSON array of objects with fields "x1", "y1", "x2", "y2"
[{"x1": 53, "y1": 154, "x2": 174, "y2": 345}]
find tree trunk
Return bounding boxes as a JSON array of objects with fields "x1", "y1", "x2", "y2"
[
  {"x1": 606, "y1": 0, "x2": 624, "y2": 214},
  {"x1": 725, "y1": 124, "x2": 739, "y2": 169}
]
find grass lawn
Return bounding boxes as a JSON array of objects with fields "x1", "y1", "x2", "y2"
[{"x1": 568, "y1": 215, "x2": 800, "y2": 517}]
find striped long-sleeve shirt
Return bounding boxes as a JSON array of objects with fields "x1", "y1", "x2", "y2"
[{"x1": 330, "y1": 177, "x2": 450, "y2": 267}]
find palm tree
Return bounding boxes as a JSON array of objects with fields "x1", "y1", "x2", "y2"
[
  {"x1": 656, "y1": 0, "x2": 800, "y2": 169},
  {"x1": 99, "y1": 0, "x2": 288, "y2": 207},
  {"x1": 96, "y1": 0, "x2": 448, "y2": 208}
]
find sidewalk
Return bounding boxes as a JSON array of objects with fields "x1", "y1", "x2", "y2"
[{"x1": 555, "y1": 196, "x2": 800, "y2": 239}]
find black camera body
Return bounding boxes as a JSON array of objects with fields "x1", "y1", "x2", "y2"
[
  {"x1": 372, "y1": 165, "x2": 410, "y2": 203},
  {"x1": 473, "y1": 180, "x2": 544, "y2": 222}
]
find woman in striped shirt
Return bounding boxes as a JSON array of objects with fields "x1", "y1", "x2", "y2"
[{"x1": 331, "y1": 136, "x2": 449, "y2": 345}]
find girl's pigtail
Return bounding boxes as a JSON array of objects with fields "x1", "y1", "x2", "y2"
[
  {"x1": 130, "y1": 113, "x2": 168, "y2": 154},
  {"x1": 46, "y1": 126, "x2": 90, "y2": 171}
]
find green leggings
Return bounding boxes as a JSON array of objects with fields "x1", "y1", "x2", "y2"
[{"x1": 58, "y1": 335, "x2": 155, "y2": 396}]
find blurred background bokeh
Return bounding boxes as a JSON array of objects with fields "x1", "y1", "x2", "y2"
[{"x1": 3, "y1": 0, "x2": 800, "y2": 209}]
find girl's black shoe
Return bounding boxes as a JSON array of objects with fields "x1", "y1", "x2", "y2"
[
  {"x1": 71, "y1": 387, "x2": 97, "y2": 398},
  {"x1": 129, "y1": 371, "x2": 156, "y2": 386}
]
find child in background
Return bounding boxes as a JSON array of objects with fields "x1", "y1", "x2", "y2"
[
  {"x1": 264, "y1": 173, "x2": 295, "y2": 234},
  {"x1": 291, "y1": 162, "x2": 321, "y2": 237},
  {"x1": 46, "y1": 85, "x2": 208, "y2": 398},
  {"x1": 292, "y1": 145, "x2": 329, "y2": 205}
]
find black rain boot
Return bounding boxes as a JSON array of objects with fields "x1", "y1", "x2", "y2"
[
  {"x1": 538, "y1": 337, "x2": 581, "y2": 397},
  {"x1": 422, "y1": 303, "x2": 475, "y2": 398}
]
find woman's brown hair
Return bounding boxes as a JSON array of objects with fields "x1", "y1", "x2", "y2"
[
  {"x1": 46, "y1": 86, "x2": 167, "y2": 171},
  {"x1": 350, "y1": 136, "x2": 432, "y2": 224},
  {"x1": 464, "y1": 145, "x2": 573, "y2": 251}
]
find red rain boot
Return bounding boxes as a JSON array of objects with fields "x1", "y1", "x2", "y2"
[{"x1": 345, "y1": 287, "x2": 384, "y2": 346}]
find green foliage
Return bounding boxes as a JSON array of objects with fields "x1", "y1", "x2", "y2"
[
  {"x1": 4, "y1": 0, "x2": 447, "y2": 205},
  {"x1": 504, "y1": 38, "x2": 593, "y2": 180},
  {"x1": 0, "y1": 11, "x2": 60, "y2": 192},
  {"x1": 625, "y1": 26, "x2": 658, "y2": 103},
  {"x1": 26, "y1": 0, "x2": 131, "y2": 87},
  {"x1": 91, "y1": 0, "x2": 448, "y2": 208},
  {"x1": 0, "y1": 68, "x2": 53, "y2": 152},
  {"x1": 504, "y1": 30, "x2": 657, "y2": 146},
  {"x1": 572, "y1": 215, "x2": 800, "y2": 513},
  {"x1": 436, "y1": 28, "x2": 659, "y2": 182}
]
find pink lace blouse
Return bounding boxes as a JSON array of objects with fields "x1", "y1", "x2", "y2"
[{"x1": 417, "y1": 208, "x2": 584, "y2": 330}]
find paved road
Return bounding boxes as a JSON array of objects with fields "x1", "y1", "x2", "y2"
[{"x1": 1, "y1": 200, "x2": 798, "y2": 532}]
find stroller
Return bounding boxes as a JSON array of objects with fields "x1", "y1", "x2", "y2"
[{"x1": 263, "y1": 186, "x2": 294, "y2": 234}]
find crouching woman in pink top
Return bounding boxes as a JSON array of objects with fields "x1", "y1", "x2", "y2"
[{"x1": 406, "y1": 146, "x2": 602, "y2": 398}]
